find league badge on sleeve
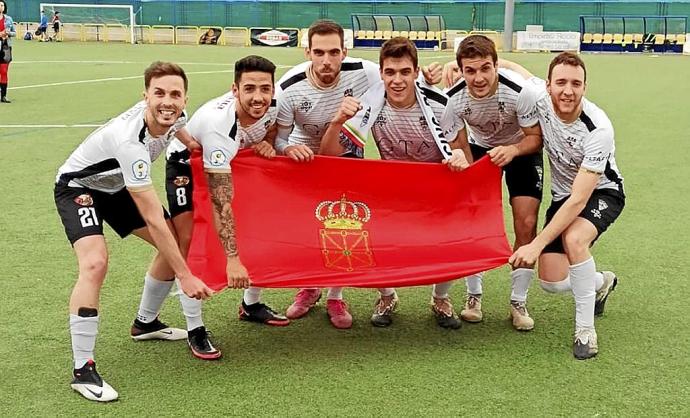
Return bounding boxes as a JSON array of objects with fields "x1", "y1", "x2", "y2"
[
  {"x1": 210, "y1": 150, "x2": 227, "y2": 166},
  {"x1": 132, "y1": 160, "x2": 150, "y2": 180}
]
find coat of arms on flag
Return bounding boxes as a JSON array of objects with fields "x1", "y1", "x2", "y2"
[{"x1": 316, "y1": 194, "x2": 375, "y2": 272}]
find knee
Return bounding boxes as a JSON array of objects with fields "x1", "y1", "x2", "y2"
[
  {"x1": 79, "y1": 253, "x2": 108, "y2": 282},
  {"x1": 562, "y1": 230, "x2": 590, "y2": 257},
  {"x1": 514, "y1": 215, "x2": 538, "y2": 241}
]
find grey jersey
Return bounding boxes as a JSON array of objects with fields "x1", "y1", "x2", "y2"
[
  {"x1": 56, "y1": 101, "x2": 186, "y2": 193},
  {"x1": 167, "y1": 92, "x2": 277, "y2": 171},
  {"x1": 275, "y1": 57, "x2": 381, "y2": 152},
  {"x1": 445, "y1": 68, "x2": 534, "y2": 148},
  {"x1": 372, "y1": 90, "x2": 453, "y2": 162},
  {"x1": 520, "y1": 79, "x2": 624, "y2": 200}
]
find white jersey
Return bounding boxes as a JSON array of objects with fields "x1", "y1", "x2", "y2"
[
  {"x1": 372, "y1": 90, "x2": 454, "y2": 162},
  {"x1": 520, "y1": 79, "x2": 624, "y2": 200},
  {"x1": 56, "y1": 101, "x2": 186, "y2": 194},
  {"x1": 445, "y1": 68, "x2": 534, "y2": 148},
  {"x1": 275, "y1": 57, "x2": 381, "y2": 152},
  {"x1": 167, "y1": 91, "x2": 277, "y2": 172}
]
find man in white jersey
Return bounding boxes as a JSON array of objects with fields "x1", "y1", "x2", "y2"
[
  {"x1": 510, "y1": 52, "x2": 624, "y2": 359},
  {"x1": 443, "y1": 35, "x2": 544, "y2": 331},
  {"x1": 54, "y1": 62, "x2": 213, "y2": 402},
  {"x1": 320, "y1": 37, "x2": 469, "y2": 329},
  {"x1": 274, "y1": 20, "x2": 442, "y2": 329},
  {"x1": 164, "y1": 56, "x2": 289, "y2": 360}
]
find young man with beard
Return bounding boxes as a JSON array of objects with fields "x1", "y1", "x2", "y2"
[
  {"x1": 319, "y1": 37, "x2": 470, "y2": 329},
  {"x1": 443, "y1": 35, "x2": 544, "y2": 331},
  {"x1": 54, "y1": 61, "x2": 213, "y2": 402},
  {"x1": 510, "y1": 52, "x2": 624, "y2": 359},
  {"x1": 163, "y1": 55, "x2": 289, "y2": 360},
  {"x1": 274, "y1": 20, "x2": 442, "y2": 329}
]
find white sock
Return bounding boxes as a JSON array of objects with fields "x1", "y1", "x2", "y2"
[
  {"x1": 243, "y1": 287, "x2": 262, "y2": 305},
  {"x1": 510, "y1": 268, "x2": 534, "y2": 302},
  {"x1": 179, "y1": 292, "x2": 204, "y2": 331},
  {"x1": 326, "y1": 287, "x2": 343, "y2": 300},
  {"x1": 136, "y1": 273, "x2": 174, "y2": 324},
  {"x1": 70, "y1": 313, "x2": 98, "y2": 369},
  {"x1": 465, "y1": 272, "x2": 484, "y2": 295},
  {"x1": 594, "y1": 272, "x2": 604, "y2": 291},
  {"x1": 540, "y1": 276, "x2": 572, "y2": 294},
  {"x1": 378, "y1": 288, "x2": 395, "y2": 297},
  {"x1": 432, "y1": 280, "x2": 454, "y2": 299},
  {"x1": 570, "y1": 257, "x2": 597, "y2": 329}
]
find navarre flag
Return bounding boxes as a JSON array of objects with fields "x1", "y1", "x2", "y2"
[{"x1": 187, "y1": 150, "x2": 510, "y2": 291}]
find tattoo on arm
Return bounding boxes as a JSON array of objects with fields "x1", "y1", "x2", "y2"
[{"x1": 207, "y1": 172, "x2": 238, "y2": 257}]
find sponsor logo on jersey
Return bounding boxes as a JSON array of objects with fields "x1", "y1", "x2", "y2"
[
  {"x1": 299, "y1": 100, "x2": 313, "y2": 113},
  {"x1": 132, "y1": 160, "x2": 149, "y2": 180},
  {"x1": 74, "y1": 194, "x2": 94, "y2": 206},
  {"x1": 210, "y1": 150, "x2": 227, "y2": 166},
  {"x1": 173, "y1": 176, "x2": 190, "y2": 187}
]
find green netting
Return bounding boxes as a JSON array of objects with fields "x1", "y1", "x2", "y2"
[{"x1": 40, "y1": 4, "x2": 131, "y2": 25}]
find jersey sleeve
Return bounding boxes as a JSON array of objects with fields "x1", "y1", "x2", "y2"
[
  {"x1": 188, "y1": 109, "x2": 238, "y2": 173},
  {"x1": 516, "y1": 77, "x2": 543, "y2": 128},
  {"x1": 581, "y1": 127, "x2": 614, "y2": 174},
  {"x1": 112, "y1": 135, "x2": 155, "y2": 192},
  {"x1": 275, "y1": 89, "x2": 295, "y2": 128}
]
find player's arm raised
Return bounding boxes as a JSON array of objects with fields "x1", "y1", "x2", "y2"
[
  {"x1": 129, "y1": 188, "x2": 212, "y2": 299},
  {"x1": 206, "y1": 170, "x2": 250, "y2": 289},
  {"x1": 320, "y1": 96, "x2": 362, "y2": 156}
]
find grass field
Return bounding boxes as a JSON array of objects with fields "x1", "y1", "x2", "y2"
[{"x1": 1, "y1": 42, "x2": 690, "y2": 416}]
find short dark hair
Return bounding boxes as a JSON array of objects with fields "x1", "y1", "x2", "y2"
[
  {"x1": 308, "y1": 19, "x2": 344, "y2": 49},
  {"x1": 144, "y1": 61, "x2": 188, "y2": 92},
  {"x1": 548, "y1": 52, "x2": 587, "y2": 82},
  {"x1": 379, "y1": 37, "x2": 418, "y2": 69},
  {"x1": 456, "y1": 35, "x2": 498, "y2": 69},
  {"x1": 234, "y1": 55, "x2": 277, "y2": 84},
  {"x1": 1, "y1": 1, "x2": 8, "y2": 14}
]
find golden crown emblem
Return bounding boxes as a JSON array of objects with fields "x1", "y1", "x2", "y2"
[{"x1": 315, "y1": 194, "x2": 371, "y2": 230}]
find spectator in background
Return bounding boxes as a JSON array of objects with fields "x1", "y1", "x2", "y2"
[{"x1": 0, "y1": 0, "x2": 15, "y2": 103}]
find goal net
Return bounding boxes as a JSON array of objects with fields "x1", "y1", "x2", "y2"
[{"x1": 40, "y1": 3, "x2": 136, "y2": 44}]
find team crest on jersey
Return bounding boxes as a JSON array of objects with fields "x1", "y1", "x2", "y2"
[
  {"x1": 463, "y1": 105, "x2": 472, "y2": 116},
  {"x1": 565, "y1": 136, "x2": 577, "y2": 147},
  {"x1": 299, "y1": 100, "x2": 313, "y2": 112},
  {"x1": 344, "y1": 88, "x2": 353, "y2": 97},
  {"x1": 598, "y1": 199, "x2": 608, "y2": 211},
  {"x1": 173, "y1": 176, "x2": 190, "y2": 187},
  {"x1": 419, "y1": 116, "x2": 428, "y2": 129},
  {"x1": 375, "y1": 113, "x2": 387, "y2": 126},
  {"x1": 132, "y1": 160, "x2": 149, "y2": 180},
  {"x1": 210, "y1": 150, "x2": 227, "y2": 166},
  {"x1": 264, "y1": 119, "x2": 272, "y2": 129},
  {"x1": 498, "y1": 101, "x2": 506, "y2": 114},
  {"x1": 360, "y1": 106, "x2": 371, "y2": 128},
  {"x1": 74, "y1": 194, "x2": 94, "y2": 206},
  {"x1": 316, "y1": 194, "x2": 375, "y2": 272}
]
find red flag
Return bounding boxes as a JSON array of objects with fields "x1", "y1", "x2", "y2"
[{"x1": 187, "y1": 150, "x2": 510, "y2": 291}]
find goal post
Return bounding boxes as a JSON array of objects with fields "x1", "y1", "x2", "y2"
[{"x1": 39, "y1": 3, "x2": 136, "y2": 44}]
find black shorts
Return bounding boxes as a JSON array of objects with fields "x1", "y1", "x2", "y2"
[
  {"x1": 165, "y1": 150, "x2": 194, "y2": 218},
  {"x1": 542, "y1": 188, "x2": 625, "y2": 254},
  {"x1": 54, "y1": 183, "x2": 169, "y2": 245},
  {"x1": 53, "y1": 22, "x2": 60, "y2": 32},
  {"x1": 470, "y1": 143, "x2": 543, "y2": 200},
  {"x1": 39, "y1": 27, "x2": 47, "y2": 34}
]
